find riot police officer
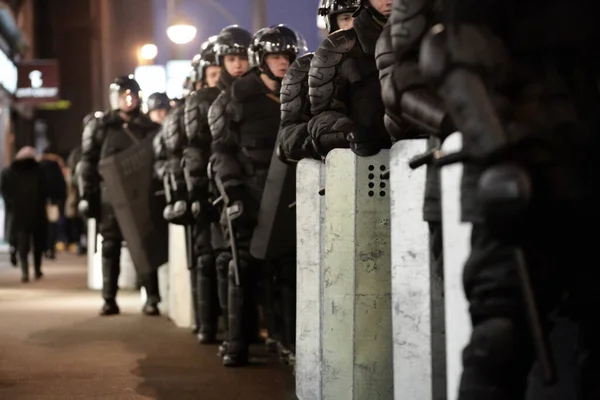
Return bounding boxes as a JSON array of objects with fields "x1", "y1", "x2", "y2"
[
  {"x1": 209, "y1": 25, "x2": 298, "y2": 367},
  {"x1": 205, "y1": 25, "x2": 253, "y2": 355},
  {"x1": 147, "y1": 92, "x2": 171, "y2": 125},
  {"x1": 308, "y1": 0, "x2": 391, "y2": 158},
  {"x1": 420, "y1": 1, "x2": 600, "y2": 398},
  {"x1": 180, "y1": 37, "x2": 226, "y2": 344},
  {"x1": 278, "y1": 0, "x2": 359, "y2": 163},
  {"x1": 79, "y1": 75, "x2": 162, "y2": 316},
  {"x1": 375, "y1": 1, "x2": 452, "y2": 396}
]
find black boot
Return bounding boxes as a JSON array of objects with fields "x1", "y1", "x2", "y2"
[
  {"x1": 142, "y1": 301, "x2": 160, "y2": 316},
  {"x1": 9, "y1": 246, "x2": 17, "y2": 267},
  {"x1": 222, "y1": 351, "x2": 249, "y2": 367},
  {"x1": 99, "y1": 299, "x2": 120, "y2": 316}
]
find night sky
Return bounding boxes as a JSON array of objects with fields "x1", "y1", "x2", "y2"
[{"x1": 151, "y1": 0, "x2": 324, "y2": 65}]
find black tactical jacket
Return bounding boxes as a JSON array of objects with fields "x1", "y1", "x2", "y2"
[
  {"x1": 308, "y1": 8, "x2": 391, "y2": 157},
  {"x1": 209, "y1": 69, "x2": 282, "y2": 201},
  {"x1": 277, "y1": 53, "x2": 320, "y2": 163},
  {"x1": 80, "y1": 110, "x2": 160, "y2": 198}
]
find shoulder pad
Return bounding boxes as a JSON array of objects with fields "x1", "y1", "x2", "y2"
[
  {"x1": 208, "y1": 91, "x2": 229, "y2": 130},
  {"x1": 389, "y1": 0, "x2": 429, "y2": 52},
  {"x1": 311, "y1": 29, "x2": 356, "y2": 69},
  {"x1": 282, "y1": 54, "x2": 314, "y2": 86},
  {"x1": 375, "y1": 23, "x2": 395, "y2": 71}
]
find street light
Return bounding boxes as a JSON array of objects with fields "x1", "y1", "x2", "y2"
[
  {"x1": 167, "y1": 16, "x2": 197, "y2": 44},
  {"x1": 140, "y1": 44, "x2": 158, "y2": 61}
]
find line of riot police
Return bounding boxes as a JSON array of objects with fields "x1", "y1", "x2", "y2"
[{"x1": 75, "y1": 0, "x2": 600, "y2": 395}]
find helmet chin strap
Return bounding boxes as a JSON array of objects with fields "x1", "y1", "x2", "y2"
[{"x1": 260, "y1": 62, "x2": 283, "y2": 84}]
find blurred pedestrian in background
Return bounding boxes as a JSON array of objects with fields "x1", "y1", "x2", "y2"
[
  {"x1": 39, "y1": 147, "x2": 67, "y2": 259},
  {"x1": 0, "y1": 146, "x2": 49, "y2": 282},
  {"x1": 65, "y1": 145, "x2": 86, "y2": 255}
]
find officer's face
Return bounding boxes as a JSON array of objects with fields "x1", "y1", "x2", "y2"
[
  {"x1": 149, "y1": 109, "x2": 168, "y2": 124},
  {"x1": 368, "y1": 0, "x2": 392, "y2": 16},
  {"x1": 118, "y1": 91, "x2": 140, "y2": 112},
  {"x1": 205, "y1": 66, "x2": 222, "y2": 88},
  {"x1": 264, "y1": 54, "x2": 290, "y2": 79},
  {"x1": 336, "y1": 12, "x2": 355, "y2": 31},
  {"x1": 224, "y1": 55, "x2": 249, "y2": 77}
]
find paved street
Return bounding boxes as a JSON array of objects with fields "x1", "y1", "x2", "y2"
[{"x1": 0, "y1": 254, "x2": 295, "y2": 400}]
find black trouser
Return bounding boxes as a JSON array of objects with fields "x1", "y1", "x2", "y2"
[
  {"x1": 194, "y1": 221, "x2": 222, "y2": 337},
  {"x1": 222, "y1": 215, "x2": 260, "y2": 357},
  {"x1": 271, "y1": 253, "x2": 296, "y2": 353},
  {"x1": 66, "y1": 217, "x2": 84, "y2": 246},
  {"x1": 99, "y1": 200, "x2": 160, "y2": 303},
  {"x1": 17, "y1": 228, "x2": 45, "y2": 277}
]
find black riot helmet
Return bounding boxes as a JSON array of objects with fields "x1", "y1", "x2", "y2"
[
  {"x1": 147, "y1": 92, "x2": 171, "y2": 112},
  {"x1": 214, "y1": 25, "x2": 252, "y2": 65},
  {"x1": 249, "y1": 25, "x2": 299, "y2": 81},
  {"x1": 109, "y1": 75, "x2": 142, "y2": 112},
  {"x1": 318, "y1": 0, "x2": 360, "y2": 33},
  {"x1": 190, "y1": 36, "x2": 219, "y2": 86}
]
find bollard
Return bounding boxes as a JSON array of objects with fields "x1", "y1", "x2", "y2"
[
  {"x1": 167, "y1": 223, "x2": 193, "y2": 327},
  {"x1": 389, "y1": 139, "x2": 445, "y2": 399},
  {"x1": 322, "y1": 149, "x2": 393, "y2": 400},
  {"x1": 440, "y1": 133, "x2": 472, "y2": 400},
  {"x1": 295, "y1": 159, "x2": 326, "y2": 400}
]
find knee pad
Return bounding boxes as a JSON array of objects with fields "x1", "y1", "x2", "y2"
[
  {"x1": 101, "y1": 239, "x2": 119, "y2": 257},
  {"x1": 198, "y1": 253, "x2": 216, "y2": 276},
  {"x1": 216, "y1": 252, "x2": 231, "y2": 277},
  {"x1": 465, "y1": 317, "x2": 517, "y2": 372}
]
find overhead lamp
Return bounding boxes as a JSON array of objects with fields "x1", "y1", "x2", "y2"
[
  {"x1": 167, "y1": 16, "x2": 197, "y2": 45},
  {"x1": 140, "y1": 44, "x2": 158, "y2": 60}
]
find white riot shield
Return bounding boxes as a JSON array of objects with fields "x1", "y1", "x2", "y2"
[
  {"x1": 441, "y1": 133, "x2": 472, "y2": 400},
  {"x1": 295, "y1": 159, "x2": 326, "y2": 400},
  {"x1": 389, "y1": 139, "x2": 441, "y2": 399},
  {"x1": 322, "y1": 149, "x2": 393, "y2": 400},
  {"x1": 167, "y1": 223, "x2": 193, "y2": 328}
]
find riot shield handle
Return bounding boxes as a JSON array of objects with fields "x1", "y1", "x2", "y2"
[
  {"x1": 213, "y1": 173, "x2": 241, "y2": 287},
  {"x1": 226, "y1": 202, "x2": 242, "y2": 287}
]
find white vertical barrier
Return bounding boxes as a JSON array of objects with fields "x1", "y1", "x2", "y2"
[
  {"x1": 87, "y1": 218, "x2": 137, "y2": 291},
  {"x1": 167, "y1": 223, "x2": 193, "y2": 327},
  {"x1": 389, "y1": 139, "x2": 434, "y2": 399},
  {"x1": 322, "y1": 149, "x2": 393, "y2": 400},
  {"x1": 295, "y1": 159, "x2": 326, "y2": 400},
  {"x1": 441, "y1": 133, "x2": 472, "y2": 400}
]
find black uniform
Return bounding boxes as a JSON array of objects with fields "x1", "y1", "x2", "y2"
[
  {"x1": 80, "y1": 110, "x2": 161, "y2": 304},
  {"x1": 421, "y1": 1, "x2": 600, "y2": 399},
  {"x1": 210, "y1": 69, "x2": 283, "y2": 362},
  {"x1": 308, "y1": 6, "x2": 391, "y2": 157},
  {"x1": 277, "y1": 53, "x2": 320, "y2": 163},
  {"x1": 182, "y1": 85, "x2": 223, "y2": 341}
]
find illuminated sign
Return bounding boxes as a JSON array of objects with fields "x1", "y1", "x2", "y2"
[{"x1": 16, "y1": 60, "x2": 60, "y2": 103}]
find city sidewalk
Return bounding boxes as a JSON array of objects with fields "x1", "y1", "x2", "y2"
[{"x1": 0, "y1": 254, "x2": 295, "y2": 400}]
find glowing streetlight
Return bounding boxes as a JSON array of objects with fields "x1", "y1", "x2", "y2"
[
  {"x1": 140, "y1": 44, "x2": 158, "y2": 60},
  {"x1": 167, "y1": 17, "x2": 197, "y2": 45}
]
